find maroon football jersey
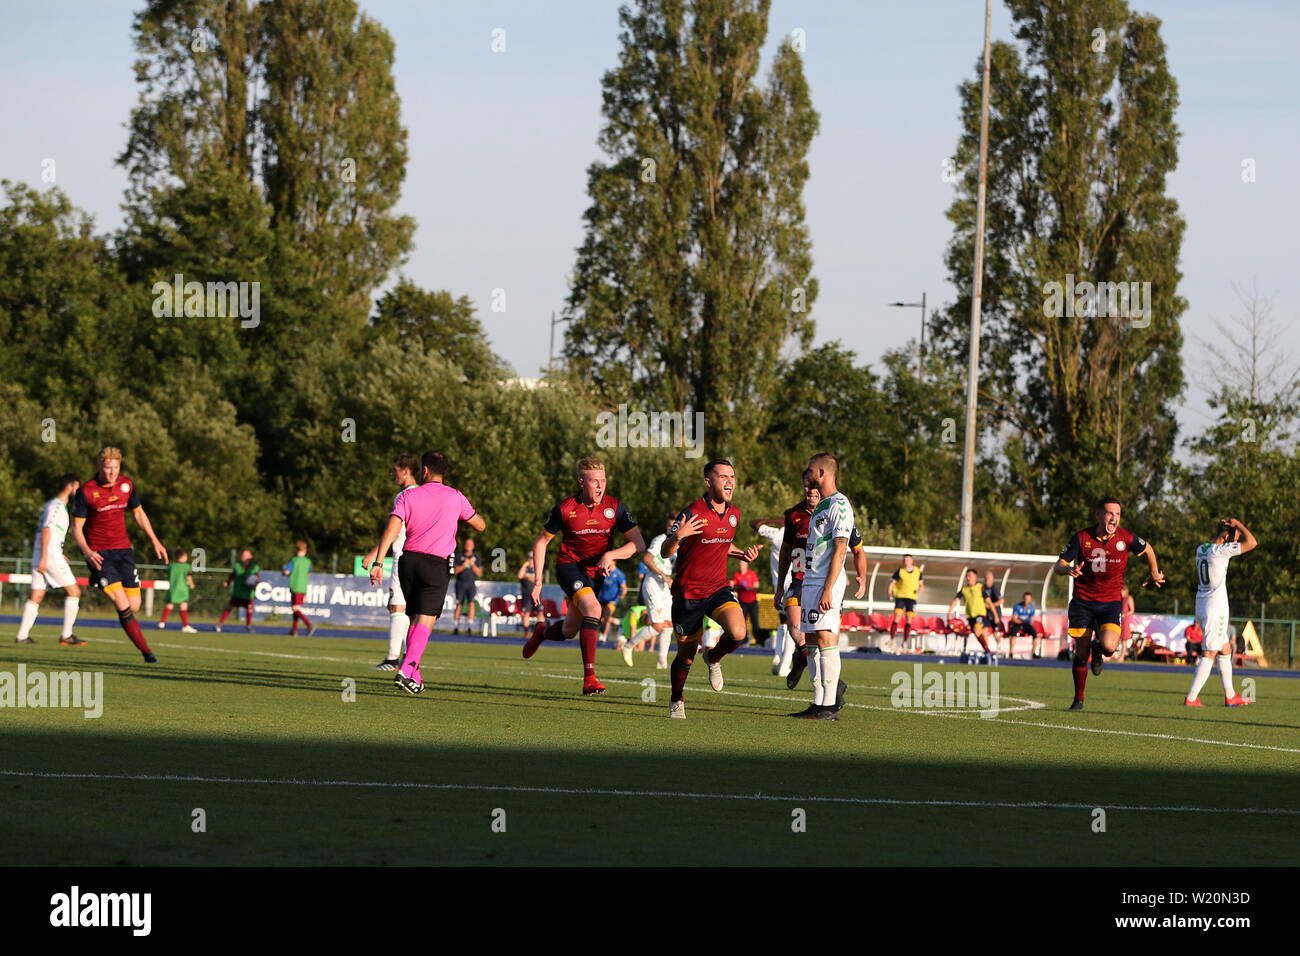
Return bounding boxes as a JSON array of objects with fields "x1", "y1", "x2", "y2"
[
  {"x1": 670, "y1": 497, "x2": 740, "y2": 600},
  {"x1": 1058, "y1": 527, "x2": 1148, "y2": 603},
  {"x1": 782, "y1": 503, "x2": 813, "y2": 581},
  {"x1": 544, "y1": 494, "x2": 637, "y2": 574},
  {"x1": 72, "y1": 476, "x2": 143, "y2": 551}
]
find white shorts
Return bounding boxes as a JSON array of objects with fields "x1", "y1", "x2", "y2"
[
  {"x1": 1196, "y1": 600, "x2": 1231, "y2": 654},
  {"x1": 31, "y1": 557, "x2": 76, "y2": 591},
  {"x1": 643, "y1": 580, "x2": 672, "y2": 625},
  {"x1": 801, "y1": 577, "x2": 845, "y2": 634},
  {"x1": 388, "y1": 558, "x2": 407, "y2": 608}
]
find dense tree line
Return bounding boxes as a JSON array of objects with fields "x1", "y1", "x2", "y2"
[{"x1": 1, "y1": 0, "x2": 1295, "y2": 628}]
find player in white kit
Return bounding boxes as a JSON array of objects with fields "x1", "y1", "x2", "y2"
[
  {"x1": 1184, "y1": 518, "x2": 1256, "y2": 707},
  {"x1": 621, "y1": 514, "x2": 677, "y2": 668},
  {"x1": 362, "y1": 455, "x2": 421, "y2": 670},
  {"x1": 16, "y1": 475, "x2": 86, "y2": 646},
  {"x1": 752, "y1": 518, "x2": 793, "y2": 674},
  {"x1": 791, "y1": 454, "x2": 855, "y2": 720}
]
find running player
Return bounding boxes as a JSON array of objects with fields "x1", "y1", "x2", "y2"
[
  {"x1": 661, "y1": 459, "x2": 761, "y2": 718},
  {"x1": 888, "y1": 554, "x2": 924, "y2": 652},
  {"x1": 522, "y1": 456, "x2": 645, "y2": 695},
  {"x1": 948, "y1": 569, "x2": 994, "y2": 656},
  {"x1": 1054, "y1": 497, "x2": 1165, "y2": 710},
  {"x1": 369, "y1": 451, "x2": 484, "y2": 695},
  {"x1": 283, "y1": 540, "x2": 316, "y2": 636},
  {"x1": 158, "y1": 548, "x2": 197, "y2": 633},
  {"x1": 217, "y1": 549, "x2": 259, "y2": 632},
  {"x1": 1185, "y1": 518, "x2": 1256, "y2": 707},
  {"x1": 362, "y1": 454, "x2": 421, "y2": 669},
  {"x1": 790, "y1": 453, "x2": 854, "y2": 720},
  {"x1": 623, "y1": 513, "x2": 677, "y2": 669},
  {"x1": 15, "y1": 474, "x2": 85, "y2": 646},
  {"x1": 70, "y1": 446, "x2": 167, "y2": 662}
]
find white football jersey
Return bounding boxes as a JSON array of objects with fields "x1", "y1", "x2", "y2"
[
  {"x1": 756, "y1": 523, "x2": 786, "y2": 591},
  {"x1": 1195, "y1": 542, "x2": 1241, "y2": 603},
  {"x1": 392, "y1": 485, "x2": 414, "y2": 559},
  {"x1": 804, "y1": 493, "x2": 855, "y2": 586},
  {"x1": 32, "y1": 498, "x2": 70, "y2": 562},
  {"x1": 645, "y1": 533, "x2": 677, "y2": 580}
]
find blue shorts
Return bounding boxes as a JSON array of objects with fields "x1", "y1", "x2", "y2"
[{"x1": 95, "y1": 548, "x2": 140, "y2": 591}]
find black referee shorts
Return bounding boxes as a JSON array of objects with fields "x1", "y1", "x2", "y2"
[{"x1": 397, "y1": 550, "x2": 451, "y2": 619}]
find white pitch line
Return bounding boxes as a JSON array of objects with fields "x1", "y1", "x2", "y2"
[
  {"x1": 73, "y1": 640, "x2": 1300, "y2": 753},
  {"x1": 1, "y1": 769, "x2": 1297, "y2": 816}
]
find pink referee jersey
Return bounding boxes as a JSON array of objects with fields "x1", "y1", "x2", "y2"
[{"x1": 391, "y1": 481, "x2": 477, "y2": 557}]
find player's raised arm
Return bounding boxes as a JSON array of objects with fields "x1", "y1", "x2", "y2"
[
  {"x1": 1141, "y1": 541, "x2": 1164, "y2": 587},
  {"x1": 661, "y1": 512, "x2": 702, "y2": 559},
  {"x1": 1231, "y1": 518, "x2": 1258, "y2": 554}
]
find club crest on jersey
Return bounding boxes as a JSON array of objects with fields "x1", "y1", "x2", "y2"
[
  {"x1": 604, "y1": 508, "x2": 615, "y2": 520},
  {"x1": 1116, "y1": 540, "x2": 1126, "y2": 551},
  {"x1": 728, "y1": 514, "x2": 736, "y2": 527},
  {"x1": 120, "y1": 482, "x2": 131, "y2": 494}
]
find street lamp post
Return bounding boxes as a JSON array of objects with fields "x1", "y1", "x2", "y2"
[
  {"x1": 548, "y1": 310, "x2": 574, "y2": 374},
  {"x1": 888, "y1": 293, "x2": 927, "y2": 378}
]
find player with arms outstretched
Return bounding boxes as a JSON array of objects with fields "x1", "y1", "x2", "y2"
[
  {"x1": 660, "y1": 459, "x2": 761, "y2": 719},
  {"x1": 71, "y1": 446, "x2": 167, "y2": 663},
  {"x1": 1185, "y1": 518, "x2": 1256, "y2": 707},
  {"x1": 523, "y1": 456, "x2": 645, "y2": 695},
  {"x1": 1054, "y1": 497, "x2": 1164, "y2": 710}
]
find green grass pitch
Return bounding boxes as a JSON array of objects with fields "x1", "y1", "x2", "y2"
[{"x1": 4, "y1": 633, "x2": 1299, "y2": 865}]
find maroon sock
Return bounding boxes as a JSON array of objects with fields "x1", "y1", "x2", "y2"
[
  {"x1": 670, "y1": 652, "x2": 694, "y2": 701},
  {"x1": 293, "y1": 610, "x2": 311, "y2": 628},
  {"x1": 160, "y1": 606, "x2": 172, "y2": 623},
  {"x1": 889, "y1": 619, "x2": 897, "y2": 637},
  {"x1": 119, "y1": 608, "x2": 151, "y2": 654},
  {"x1": 579, "y1": 616, "x2": 600, "y2": 676},
  {"x1": 246, "y1": 607, "x2": 254, "y2": 627},
  {"x1": 1072, "y1": 661, "x2": 1089, "y2": 701},
  {"x1": 976, "y1": 632, "x2": 991, "y2": 652},
  {"x1": 904, "y1": 621, "x2": 912, "y2": 639},
  {"x1": 180, "y1": 609, "x2": 189, "y2": 626},
  {"x1": 794, "y1": 644, "x2": 808, "y2": 666},
  {"x1": 545, "y1": 620, "x2": 567, "y2": 641},
  {"x1": 218, "y1": 608, "x2": 231, "y2": 625},
  {"x1": 712, "y1": 633, "x2": 743, "y2": 660}
]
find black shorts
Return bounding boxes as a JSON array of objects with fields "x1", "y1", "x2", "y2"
[
  {"x1": 454, "y1": 580, "x2": 477, "y2": 605},
  {"x1": 517, "y1": 586, "x2": 540, "y2": 613},
  {"x1": 1067, "y1": 598, "x2": 1122, "y2": 634},
  {"x1": 556, "y1": 563, "x2": 604, "y2": 600},
  {"x1": 1006, "y1": 621, "x2": 1035, "y2": 638},
  {"x1": 672, "y1": 587, "x2": 740, "y2": 640},
  {"x1": 95, "y1": 548, "x2": 139, "y2": 591},
  {"x1": 228, "y1": 597, "x2": 251, "y2": 609},
  {"x1": 894, "y1": 598, "x2": 916, "y2": 613},
  {"x1": 398, "y1": 551, "x2": 451, "y2": 619}
]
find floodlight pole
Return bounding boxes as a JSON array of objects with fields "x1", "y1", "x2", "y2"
[{"x1": 960, "y1": 0, "x2": 993, "y2": 553}]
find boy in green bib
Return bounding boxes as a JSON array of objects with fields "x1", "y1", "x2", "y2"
[{"x1": 158, "y1": 549, "x2": 197, "y2": 632}]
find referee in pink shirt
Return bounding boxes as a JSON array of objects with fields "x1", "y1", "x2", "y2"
[{"x1": 370, "y1": 451, "x2": 485, "y2": 695}]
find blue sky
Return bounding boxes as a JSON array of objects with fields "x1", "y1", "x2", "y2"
[{"x1": 2, "y1": 0, "x2": 1297, "y2": 441}]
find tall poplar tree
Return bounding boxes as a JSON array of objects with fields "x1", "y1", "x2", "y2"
[
  {"x1": 563, "y1": 0, "x2": 820, "y2": 455},
  {"x1": 933, "y1": 0, "x2": 1186, "y2": 521}
]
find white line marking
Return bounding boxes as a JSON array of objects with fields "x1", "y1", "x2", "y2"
[{"x1": 1, "y1": 769, "x2": 1296, "y2": 815}]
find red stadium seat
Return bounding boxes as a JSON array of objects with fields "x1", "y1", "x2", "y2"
[
  {"x1": 541, "y1": 598, "x2": 562, "y2": 620},
  {"x1": 1032, "y1": 620, "x2": 1046, "y2": 637},
  {"x1": 928, "y1": 616, "x2": 948, "y2": 634},
  {"x1": 841, "y1": 611, "x2": 867, "y2": 631},
  {"x1": 868, "y1": 612, "x2": 892, "y2": 633},
  {"x1": 489, "y1": 597, "x2": 513, "y2": 617}
]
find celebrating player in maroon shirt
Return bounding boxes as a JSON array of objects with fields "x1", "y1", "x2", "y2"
[
  {"x1": 523, "y1": 456, "x2": 646, "y2": 695},
  {"x1": 1053, "y1": 497, "x2": 1164, "y2": 710},
  {"x1": 660, "y1": 459, "x2": 761, "y2": 718},
  {"x1": 70, "y1": 446, "x2": 168, "y2": 663}
]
